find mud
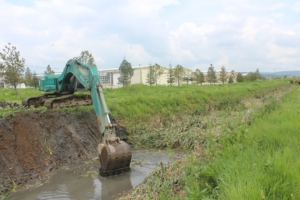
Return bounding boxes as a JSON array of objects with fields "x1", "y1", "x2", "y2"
[
  {"x1": 0, "y1": 110, "x2": 127, "y2": 196},
  {"x1": 0, "y1": 101, "x2": 19, "y2": 108}
]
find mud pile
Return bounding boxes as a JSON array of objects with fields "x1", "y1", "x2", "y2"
[
  {"x1": 0, "y1": 110, "x2": 125, "y2": 194},
  {"x1": 0, "y1": 101, "x2": 19, "y2": 108}
]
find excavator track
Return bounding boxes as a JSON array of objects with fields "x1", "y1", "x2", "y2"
[
  {"x1": 22, "y1": 94, "x2": 92, "y2": 109},
  {"x1": 22, "y1": 95, "x2": 48, "y2": 107},
  {"x1": 44, "y1": 94, "x2": 92, "y2": 109}
]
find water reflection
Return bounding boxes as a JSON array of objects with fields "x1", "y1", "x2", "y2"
[
  {"x1": 99, "y1": 172, "x2": 133, "y2": 199},
  {"x1": 7, "y1": 150, "x2": 173, "y2": 200}
]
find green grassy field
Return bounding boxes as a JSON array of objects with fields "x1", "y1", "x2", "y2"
[
  {"x1": 106, "y1": 80, "x2": 290, "y2": 128},
  {"x1": 0, "y1": 80, "x2": 290, "y2": 126},
  {"x1": 0, "y1": 88, "x2": 42, "y2": 103},
  {"x1": 211, "y1": 86, "x2": 300, "y2": 199},
  {"x1": 121, "y1": 82, "x2": 300, "y2": 199},
  {"x1": 0, "y1": 80, "x2": 297, "y2": 199}
]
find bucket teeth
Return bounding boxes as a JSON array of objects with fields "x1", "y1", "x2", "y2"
[{"x1": 99, "y1": 141, "x2": 132, "y2": 176}]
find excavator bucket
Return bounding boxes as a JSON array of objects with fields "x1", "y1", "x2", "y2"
[{"x1": 98, "y1": 140, "x2": 132, "y2": 176}]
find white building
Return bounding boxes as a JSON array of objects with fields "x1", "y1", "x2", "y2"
[{"x1": 98, "y1": 65, "x2": 192, "y2": 87}]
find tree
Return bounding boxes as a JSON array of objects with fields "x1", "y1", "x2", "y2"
[
  {"x1": 24, "y1": 67, "x2": 33, "y2": 87},
  {"x1": 236, "y1": 72, "x2": 244, "y2": 82},
  {"x1": 0, "y1": 61, "x2": 4, "y2": 78},
  {"x1": 192, "y1": 69, "x2": 205, "y2": 85},
  {"x1": 191, "y1": 70, "x2": 197, "y2": 84},
  {"x1": 255, "y1": 68, "x2": 262, "y2": 80},
  {"x1": 45, "y1": 65, "x2": 55, "y2": 75},
  {"x1": 146, "y1": 63, "x2": 155, "y2": 86},
  {"x1": 174, "y1": 65, "x2": 185, "y2": 86},
  {"x1": 0, "y1": 43, "x2": 25, "y2": 96},
  {"x1": 167, "y1": 64, "x2": 175, "y2": 85},
  {"x1": 207, "y1": 64, "x2": 217, "y2": 84},
  {"x1": 153, "y1": 63, "x2": 164, "y2": 86},
  {"x1": 183, "y1": 72, "x2": 192, "y2": 84},
  {"x1": 244, "y1": 69, "x2": 262, "y2": 82},
  {"x1": 228, "y1": 70, "x2": 236, "y2": 84},
  {"x1": 219, "y1": 65, "x2": 228, "y2": 84},
  {"x1": 245, "y1": 72, "x2": 256, "y2": 81},
  {"x1": 199, "y1": 71, "x2": 205, "y2": 85},
  {"x1": 32, "y1": 71, "x2": 39, "y2": 89},
  {"x1": 118, "y1": 59, "x2": 134, "y2": 87},
  {"x1": 78, "y1": 50, "x2": 97, "y2": 67}
]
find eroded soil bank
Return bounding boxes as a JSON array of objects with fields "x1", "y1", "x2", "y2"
[{"x1": 0, "y1": 110, "x2": 105, "y2": 196}]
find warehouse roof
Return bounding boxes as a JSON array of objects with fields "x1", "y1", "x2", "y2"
[{"x1": 98, "y1": 65, "x2": 192, "y2": 72}]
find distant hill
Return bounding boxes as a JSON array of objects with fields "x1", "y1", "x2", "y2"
[
  {"x1": 239, "y1": 71, "x2": 300, "y2": 78},
  {"x1": 260, "y1": 71, "x2": 300, "y2": 78}
]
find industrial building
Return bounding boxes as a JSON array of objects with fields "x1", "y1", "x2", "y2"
[
  {"x1": 98, "y1": 65, "x2": 193, "y2": 87},
  {"x1": 0, "y1": 65, "x2": 236, "y2": 88}
]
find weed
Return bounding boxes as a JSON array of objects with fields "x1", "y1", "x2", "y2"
[
  {"x1": 0, "y1": 179, "x2": 18, "y2": 200},
  {"x1": 43, "y1": 132, "x2": 52, "y2": 155},
  {"x1": 83, "y1": 171, "x2": 98, "y2": 178}
]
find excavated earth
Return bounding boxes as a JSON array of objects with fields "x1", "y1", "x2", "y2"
[{"x1": 0, "y1": 110, "x2": 127, "y2": 195}]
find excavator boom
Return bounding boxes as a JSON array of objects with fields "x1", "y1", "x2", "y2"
[{"x1": 23, "y1": 59, "x2": 132, "y2": 176}]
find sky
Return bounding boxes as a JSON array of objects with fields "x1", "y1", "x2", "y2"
[{"x1": 0, "y1": 0, "x2": 299, "y2": 74}]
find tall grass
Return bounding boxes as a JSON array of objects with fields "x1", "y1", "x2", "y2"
[
  {"x1": 120, "y1": 82, "x2": 297, "y2": 199},
  {"x1": 105, "y1": 80, "x2": 289, "y2": 128},
  {"x1": 212, "y1": 86, "x2": 300, "y2": 199},
  {"x1": 0, "y1": 80, "x2": 289, "y2": 122}
]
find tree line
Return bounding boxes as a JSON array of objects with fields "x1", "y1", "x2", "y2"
[
  {"x1": 0, "y1": 42, "x2": 263, "y2": 95},
  {"x1": 166, "y1": 64, "x2": 238, "y2": 86},
  {"x1": 117, "y1": 58, "x2": 263, "y2": 87}
]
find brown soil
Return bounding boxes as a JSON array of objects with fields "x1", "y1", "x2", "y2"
[
  {"x1": 0, "y1": 101, "x2": 19, "y2": 108},
  {"x1": 0, "y1": 110, "x2": 127, "y2": 195}
]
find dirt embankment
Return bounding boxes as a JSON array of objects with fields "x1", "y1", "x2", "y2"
[{"x1": 0, "y1": 110, "x2": 122, "y2": 194}]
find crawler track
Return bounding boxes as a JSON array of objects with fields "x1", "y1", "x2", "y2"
[{"x1": 22, "y1": 94, "x2": 92, "y2": 109}]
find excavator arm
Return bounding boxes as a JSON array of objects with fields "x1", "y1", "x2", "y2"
[
  {"x1": 56, "y1": 59, "x2": 110, "y2": 134},
  {"x1": 36, "y1": 59, "x2": 132, "y2": 176}
]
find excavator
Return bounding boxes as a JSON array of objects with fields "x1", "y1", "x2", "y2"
[{"x1": 22, "y1": 58, "x2": 132, "y2": 176}]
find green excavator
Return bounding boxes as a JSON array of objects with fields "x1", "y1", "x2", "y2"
[{"x1": 22, "y1": 58, "x2": 132, "y2": 176}]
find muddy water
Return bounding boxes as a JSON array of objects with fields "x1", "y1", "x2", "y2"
[{"x1": 7, "y1": 149, "x2": 180, "y2": 200}]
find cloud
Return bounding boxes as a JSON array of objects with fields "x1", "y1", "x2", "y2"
[
  {"x1": 120, "y1": 0, "x2": 179, "y2": 16},
  {"x1": 0, "y1": 0, "x2": 299, "y2": 73},
  {"x1": 291, "y1": 1, "x2": 300, "y2": 11},
  {"x1": 241, "y1": 18, "x2": 259, "y2": 43}
]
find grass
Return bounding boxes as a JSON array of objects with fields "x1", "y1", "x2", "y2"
[
  {"x1": 105, "y1": 80, "x2": 289, "y2": 127},
  {"x1": 120, "y1": 82, "x2": 298, "y2": 199},
  {"x1": 212, "y1": 86, "x2": 300, "y2": 199},
  {"x1": 122, "y1": 80, "x2": 291, "y2": 147},
  {"x1": 0, "y1": 88, "x2": 42, "y2": 103},
  {"x1": 0, "y1": 79, "x2": 295, "y2": 199},
  {"x1": 0, "y1": 180, "x2": 17, "y2": 200},
  {"x1": 0, "y1": 80, "x2": 289, "y2": 122}
]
